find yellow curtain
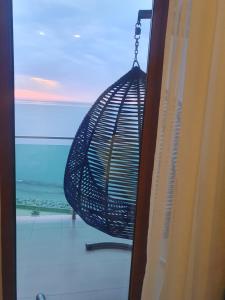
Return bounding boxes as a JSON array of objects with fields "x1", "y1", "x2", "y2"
[{"x1": 142, "y1": 0, "x2": 225, "y2": 299}]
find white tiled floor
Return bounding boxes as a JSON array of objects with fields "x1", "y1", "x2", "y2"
[{"x1": 17, "y1": 215, "x2": 132, "y2": 300}]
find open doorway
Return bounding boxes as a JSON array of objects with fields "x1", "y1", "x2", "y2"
[{"x1": 0, "y1": 0, "x2": 169, "y2": 299}]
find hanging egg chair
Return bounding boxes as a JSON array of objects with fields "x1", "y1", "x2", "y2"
[{"x1": 64, "y1": 12, "x2": 150, "y2": 241}]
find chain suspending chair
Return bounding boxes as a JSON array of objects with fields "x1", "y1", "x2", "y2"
[{"x1": 64, "y1": 10, "x2": 152, "y2": 251}]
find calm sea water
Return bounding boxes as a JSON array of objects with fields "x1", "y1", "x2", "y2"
[{"x1": 15, "y1": 101, "x2": 90, "y2": 213}]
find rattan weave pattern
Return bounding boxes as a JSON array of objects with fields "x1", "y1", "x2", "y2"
[{"x1": 64, "y1": 66, "x2": 146, "y2": 239}]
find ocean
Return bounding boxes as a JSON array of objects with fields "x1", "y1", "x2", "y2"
[{"x1": 15, "y1": 101, "x2": 91, "y2": 213}]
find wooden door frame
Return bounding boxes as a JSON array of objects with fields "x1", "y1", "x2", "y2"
[
  {"x1": 129, "y1": 0, "x2": 169, "y2": 299},
  {"x1": 0, "y1": 0, "x2": 169, "y2": 299},
  {"x1": 0, "y1": 0, "x2": 17, "y2": 299}
]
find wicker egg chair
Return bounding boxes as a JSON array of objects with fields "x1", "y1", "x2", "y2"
[{"x1": 64, "y1": 66, "x2": 146, "y2": 250}]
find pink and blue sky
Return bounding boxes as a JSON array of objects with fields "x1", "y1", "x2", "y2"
[{"x1": 13, "y1": 0, "x2": 152, "y2": 103}]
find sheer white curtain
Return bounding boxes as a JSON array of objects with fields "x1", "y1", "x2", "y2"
[{"x1": 142, "y1": 0, "x2": 225, "y2": 299}]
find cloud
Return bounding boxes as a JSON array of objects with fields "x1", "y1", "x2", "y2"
[{"x1": 31, "y1": 77, "x2": 60, "y2": 88}]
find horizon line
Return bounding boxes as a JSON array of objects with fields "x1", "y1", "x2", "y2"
[{"x1": 15, "y1": 99, "x2": 93, "y2": 106}]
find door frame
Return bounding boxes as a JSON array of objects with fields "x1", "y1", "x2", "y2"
[
  {"x1": 0, "y1": 0, "x2": 169, "y2": 299},
  {"x1": 129, "y1": 0, "x2": 169, "y2": 298},
  {"x1": 0, "y1": 0, "x2": 17, "y2": 299}
]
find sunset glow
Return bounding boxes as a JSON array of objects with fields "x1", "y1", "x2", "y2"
[
  {"x1": 15, "y1": 89, "x2": 75, "y2": 102},
  {"x1": 15, "y1": 88, "x2": 94, "y2": 103}
]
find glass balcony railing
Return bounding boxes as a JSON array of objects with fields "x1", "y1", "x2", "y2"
[{"x1": 15, "y1": 135, "x2": 74, "y2": 214}]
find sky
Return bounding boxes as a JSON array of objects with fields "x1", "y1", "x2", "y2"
[{"x1": 13, "y1": 0, "x2": 152, "y2": 103}]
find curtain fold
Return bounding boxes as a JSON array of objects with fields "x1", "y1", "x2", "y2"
[{"x1": 142, "y1": 0, "x2": 225, "y2": 299}]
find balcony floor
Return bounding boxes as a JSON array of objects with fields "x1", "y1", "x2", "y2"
[{"x1": 17, "y1": 214, "x2": 131, "y2": 300}]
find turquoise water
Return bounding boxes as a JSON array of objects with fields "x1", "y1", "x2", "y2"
[
  {"x1": 16, "y1": 144, "x2": 72, "y2": 213},
  {"x1": 16, "y1": 144, "x2": 70, "y2": 186},
  {"x1": 15, "y1": 102, "x2": 90, "y2": 213}
]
